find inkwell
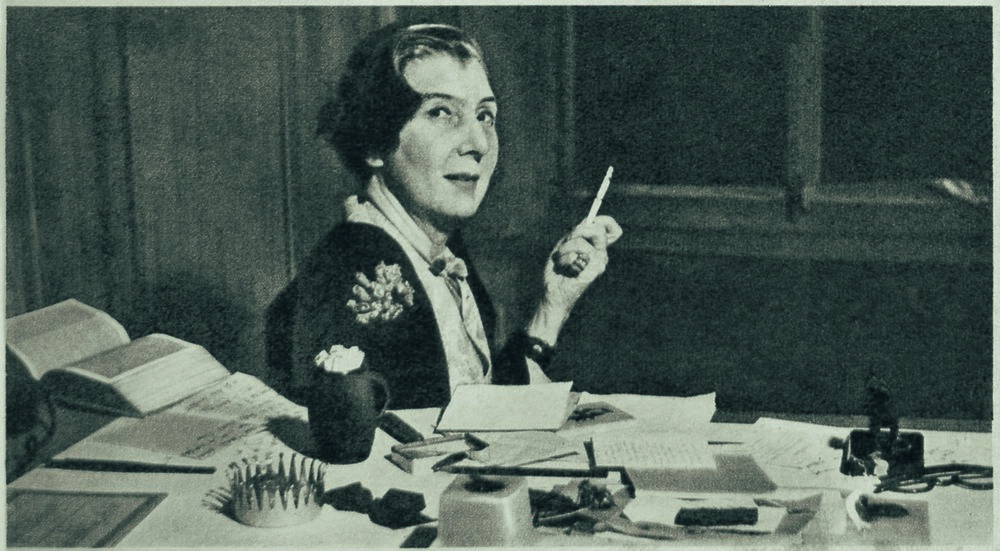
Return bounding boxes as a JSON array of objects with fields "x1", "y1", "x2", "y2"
[{"x1": 839, "y1": 373, "x2": 924, "y2": 479}]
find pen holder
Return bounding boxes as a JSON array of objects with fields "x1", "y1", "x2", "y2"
[
  {"x1": 228, "y1": 453, "x2": 326, "y2": 528},
  {"x1": 308, "y1": 371, "x2": 389, "y2": 464}
]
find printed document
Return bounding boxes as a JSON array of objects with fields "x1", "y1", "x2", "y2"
[{"x1": 592, "y1": 430, "x2": 716, "y2": 470}]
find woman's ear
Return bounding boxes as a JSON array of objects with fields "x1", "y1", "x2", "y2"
[{"x1": 366, "y1": 155, "x2": 385, "y2": 168}]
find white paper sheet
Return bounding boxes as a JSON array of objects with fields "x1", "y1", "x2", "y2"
[
  {"x1": 56, "y1": 373, "x2": 308, "y2": 466},
  {"x1": 591, "y1": 431, "x2": 716, "y2": 470},
  {"x1": 579, "y1": 391, "x2": 717, "y2": 432},
  {"x1": 435, "y1": 382, "x2": 575, "y2": 432},
  {"x1": 467, "y1": 431, "x2": 582, "y2": 466}
]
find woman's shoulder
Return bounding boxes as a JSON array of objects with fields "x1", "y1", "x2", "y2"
[
  {"x1": 298, "y1": 223, "x2": 415, "y2": 289},
  {"x1": 324, "y1": 222, "x2": 401, "y2": 251},
  {"x1": 306, "y1": 222, "x2": 405, "y2": 265}
]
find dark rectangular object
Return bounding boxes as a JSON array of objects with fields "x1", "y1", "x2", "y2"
[{"x1": 674, "y1": 504, "x2": 759, "y2": 526}]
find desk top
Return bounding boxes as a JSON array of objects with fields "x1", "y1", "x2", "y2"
[{"x1": 7, "y1": 382, "x2": 994, "y2": 548}]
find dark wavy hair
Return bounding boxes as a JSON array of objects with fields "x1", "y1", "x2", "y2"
[{"x1": 317, "y1": 23, "x2": 486, "y2": 181}]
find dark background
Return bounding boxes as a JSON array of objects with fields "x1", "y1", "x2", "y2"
[{"x1": 6, "y1": 6, "x2": 992, "y2": 421}]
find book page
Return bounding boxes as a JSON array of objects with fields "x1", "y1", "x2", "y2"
[
  {"x1": 64, "y1": 334, "x2": 188, "y2": 380},
  {"x1": 41, "y1": 335, "x2": 230, "y2": 416},
  {"x1": 436, "y1": 382, "x2": 575, "y2": 432},
  {"x1": 6, "y1": 298, "x2": 130, "y2": 379},
  {"x1": 91, "y1": 412, "x2": 267, "y2": 460}
]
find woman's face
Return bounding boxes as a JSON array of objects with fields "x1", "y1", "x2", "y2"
[{"x1": 377, "y1": 53, "x2": 498, "y2": 231}]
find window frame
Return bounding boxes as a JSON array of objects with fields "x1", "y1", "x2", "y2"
[{"x1": 557, "y1": 6, "x2": 991, "y2": 266}]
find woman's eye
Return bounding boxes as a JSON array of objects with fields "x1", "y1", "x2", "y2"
[
  {"x1": 428, "y1": 106, "x2": 453, "y2": 119},
  {"x1": 477, "y1": 110, "x2": 496, "y2": 126}
]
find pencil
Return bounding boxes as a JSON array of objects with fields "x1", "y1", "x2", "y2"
[
  {"x1": 47, "y1": 458, "x2": 217, "y2": 474},
  {"x1": 438, "y1": 463, "x2": 611, "y2": 478},
  {"x1": 586, "y1": 166, "x2": 614, "y2": 223}
]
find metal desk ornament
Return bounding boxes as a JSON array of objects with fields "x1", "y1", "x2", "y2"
[
  {"x1": 838, "y1": 375, "x2": 992, "y2": 494},
  {"x1": 228, "y1": 452, "x2": 326, "y2": 527}
]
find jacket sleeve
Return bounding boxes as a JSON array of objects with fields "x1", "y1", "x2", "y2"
[{"x1": 491, "y1": 334, "x2": 532, "y2": 385}]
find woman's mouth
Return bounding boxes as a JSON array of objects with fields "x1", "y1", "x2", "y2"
[{"x1": 444, "y1": 173, "x2": 479, "y2": 184}]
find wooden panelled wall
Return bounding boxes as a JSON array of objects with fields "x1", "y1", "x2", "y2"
[
  {"x1": 7, "y1": 7, "x2": 991, "y2": 420},
  {"x1": 6, "y1": 6, "x2": 568, "y2": 376}
]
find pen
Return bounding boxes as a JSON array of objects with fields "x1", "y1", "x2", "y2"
[
  {"x1": 47, "y1": 458, "x2": 217, "y2": 474},
  {"x1": 586, "y1": 166, "x2": 614, "y2": 224},
  {"x1": 430, "y1": 451, "x2": 471, "y2": 472}
]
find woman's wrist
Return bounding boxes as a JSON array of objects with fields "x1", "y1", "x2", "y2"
[
  {"x1": 525, "y1": 299, "x2": 570, "y2": 346},
  {"x1": 511, "y1": 329, "x2": 557, "y2": 371}
]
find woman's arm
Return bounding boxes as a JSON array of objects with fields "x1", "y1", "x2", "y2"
[
  {"x1": 527, "y1": 215, "x2": 623, "y2": 346},
  {"x1": 493, "y1": 215, "x2": 622, "y2": 384}
]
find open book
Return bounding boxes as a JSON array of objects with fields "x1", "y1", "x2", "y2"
[{"x1": 6, "y1": 299, "x2": 230, "y2": 417}]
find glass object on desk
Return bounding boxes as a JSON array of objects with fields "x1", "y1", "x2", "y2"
[
  {"x1": 439, "y1": 475, "x2": 535, "y2": 547},
  {"x1": 307, "y1": 371, "x2": 388, "y2": 464},
  {"x1": 228, "y1": 452, "x2": 326, "y2": 528}
]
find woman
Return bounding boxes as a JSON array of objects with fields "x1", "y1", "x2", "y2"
[{"x1": 282, "y1": 22, "x2": 621, "y2": 416}]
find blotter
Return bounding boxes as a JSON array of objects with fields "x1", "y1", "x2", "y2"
[{"x1": 7, "y1": 489, "x2": 166, "y2": 547}]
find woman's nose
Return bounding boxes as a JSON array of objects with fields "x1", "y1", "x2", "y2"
[{"x1": 458, "y1": 119, "x2": 490, "y2": 162}]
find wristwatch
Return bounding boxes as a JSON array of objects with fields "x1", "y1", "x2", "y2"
[{"x1": 521, "y1": 331, "x2": 556, "y2": 369}]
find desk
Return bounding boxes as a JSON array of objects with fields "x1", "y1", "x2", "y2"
[{"x1": 7, "y1": 388, "x2": 993, "y2": 548}]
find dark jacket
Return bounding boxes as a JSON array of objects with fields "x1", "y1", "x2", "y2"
[{"x1": 267, "y1": 222, "x2": 530, "y2": 410}]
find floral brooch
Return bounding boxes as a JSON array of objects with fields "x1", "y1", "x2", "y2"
[{"x1": 347, "y1": 261, "x2": 415, "y2": 324}]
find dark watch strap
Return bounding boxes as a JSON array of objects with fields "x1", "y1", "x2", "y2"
[{"x1": 517, "y1": 330, "x2": 556, "y2": 369}]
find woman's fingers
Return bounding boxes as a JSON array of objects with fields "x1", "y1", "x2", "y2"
[
  {"x1": 552, "y1": 235, "x2": 605, "y2": 277},
  {"x1": 549, "y1": 215, "x2": 622, "y2": 278},
  {"x1": 552, "y1": 243, "x2": 586, "y2": 277},
  {"x1": 569, "y1": 215, "x2": 622, "y2": 249},
  {"x1": 593, "y1": 215, "x2": 623, "y2": 245}
]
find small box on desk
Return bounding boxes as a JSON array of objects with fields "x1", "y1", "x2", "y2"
[{"x1": 387, "y1": 434, "x2": 487, "y2": 475}]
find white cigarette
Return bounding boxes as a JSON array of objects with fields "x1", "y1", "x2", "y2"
[{"x1": 586, "y1": 166, "x2": 614, "y2": 223}]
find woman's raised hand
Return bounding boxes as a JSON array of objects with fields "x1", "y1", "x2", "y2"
[{"x1": 542, "y1": 215, "x2": 623, "y2": 315}]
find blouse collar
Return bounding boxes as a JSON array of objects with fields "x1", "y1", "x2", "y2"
[{"x1": 346, "y1": 175, "x2": 449, "y2": 268}]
